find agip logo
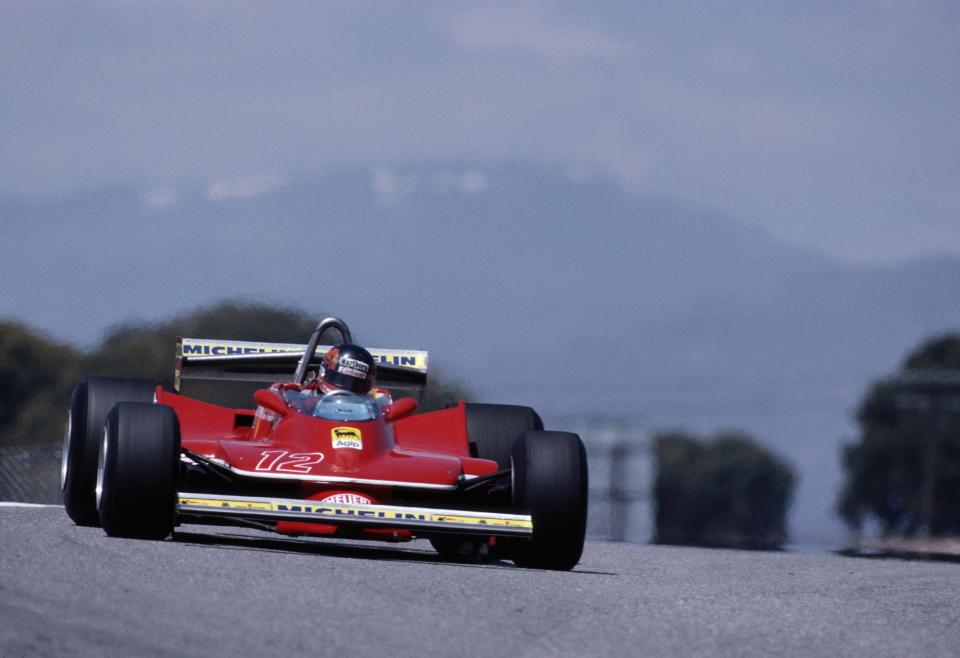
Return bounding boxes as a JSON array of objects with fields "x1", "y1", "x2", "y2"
[{"x1": 331, "y1": 427, "x2": 363, "y2": 450}]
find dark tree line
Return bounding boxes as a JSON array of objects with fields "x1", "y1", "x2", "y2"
[
  {"x1": 0, "y1": 300, "x2": 469, "y2": 448},
  {"x1": 653, "y1": 431, "x2": 795, "y2": 548},
  {"x1": 838, "y1": 334, "x2": 960, "y2": 537},
  {"x1": 0, "y1": 321, "x2": 81, "y2": 448}
]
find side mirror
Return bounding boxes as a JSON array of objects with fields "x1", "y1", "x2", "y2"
[
  {"x1": 253, "y1": 389, "x2": 291, "y2": 417},
  {"x1": 384, "y1": 397, "x2": 418, "y2": 422}
]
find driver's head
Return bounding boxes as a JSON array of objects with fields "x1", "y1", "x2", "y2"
[{"x1": 319, "y1": 343, "x2": 376, "y2": 394}]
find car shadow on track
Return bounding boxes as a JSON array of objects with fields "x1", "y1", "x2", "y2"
[
  {"x1": 172, "y1": 528, "x2": 508, "y2": 570},
  {"x1": 835, "y1": 547, "x2": 960, "y2": 564},
  {"x1": 170, "y1": 528, "x2": 616, "y2": 575}
]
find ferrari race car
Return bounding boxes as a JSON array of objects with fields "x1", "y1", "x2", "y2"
[{"x1": 61, "y1": 318, "x2": 588, "y2": 570}]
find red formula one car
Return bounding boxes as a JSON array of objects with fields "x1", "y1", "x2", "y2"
[{"x1": 61, "y1": 318, "x2": 588, "y2": 570}]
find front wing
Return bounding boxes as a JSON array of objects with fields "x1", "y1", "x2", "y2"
[{"x1": 177, "y1": 493, "x2": 533, "y2": 537}]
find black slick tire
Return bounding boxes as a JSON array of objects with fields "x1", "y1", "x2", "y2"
[
  {"x1": 97, "y1": 402, "x2": 180, "y2": 539},
  {"x1": 61, "y1": 377, "x2": 160, "y2": 526},
  {"x1": 510, "y1": 430, "x2": 588, "y2": 571},
  {"x1": 464, "y1": 403, "x2": 543, "y2": 470}
]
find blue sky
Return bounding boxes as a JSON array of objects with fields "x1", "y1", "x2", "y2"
[{"x1": 2, "y1": 1, "x2": 958, "y2": 263}]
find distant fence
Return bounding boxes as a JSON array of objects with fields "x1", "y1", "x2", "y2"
[
  {"x1": 2, "y1": 419, "x2": 654, "y2": 544},
  {"x1": 0, "y1": 441, "x2": 61, "y2": 504},
  {"x1": 553, "y1": 417, "x2": 652, "y2": 543}
]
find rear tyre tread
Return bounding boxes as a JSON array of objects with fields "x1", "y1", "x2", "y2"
[{"x1": 464, "y1": 403, "x2": 543, "y2": 470}]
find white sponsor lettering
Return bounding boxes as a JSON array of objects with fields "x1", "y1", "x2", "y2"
[{"x1": 319, "y1": 493, "x2": 373, "y2": 505}]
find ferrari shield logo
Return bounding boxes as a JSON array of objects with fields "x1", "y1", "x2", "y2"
[{"x1": 331, "y1": 427, "x2": 363, "y2": 450}]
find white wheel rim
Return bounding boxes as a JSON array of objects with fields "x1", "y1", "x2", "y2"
[
  {"x1": 95, "y1": 426, "x2": 109, "y2": 509},
  {"x1": 60, "y1": 411, "x2": 72, "y2": 491}
]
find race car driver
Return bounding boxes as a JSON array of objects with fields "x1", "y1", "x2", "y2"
[{"x1": 253, "y1": 343, "x2": 389, "y2": 433}]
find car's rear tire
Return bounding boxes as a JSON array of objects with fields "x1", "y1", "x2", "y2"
[
  {"x1": 509, "y1": 431, "x2": 588, "y2": 571},
  {"x1": 97, "y1": 402, "x2": 180, "y2": 539},
  {"x1": 464, "y1": 403, "x2": 543, "y2": 470},
  {"x1": 61, "y1": 377, "x2": 161, "y2": 526}
]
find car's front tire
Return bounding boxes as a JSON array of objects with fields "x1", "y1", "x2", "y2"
[
  {"x1": 509, "y1": 431, "x2": 588, "y2": 571},
  {"x1": 97, "y1": 402, "x2": 180, "y2": 539}
]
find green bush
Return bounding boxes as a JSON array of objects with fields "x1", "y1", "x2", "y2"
[{"x1": 653, "y1": 431, "x2": 795, "y2": 548}]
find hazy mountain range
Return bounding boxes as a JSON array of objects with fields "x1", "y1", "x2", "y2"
[{"x1": 3, "y1": 161, "x2": 958, "y2": 542}]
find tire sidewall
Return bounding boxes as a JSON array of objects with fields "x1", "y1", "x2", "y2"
[{"x1": 62, "y1": 380, "x2": 99, "y2": 525}]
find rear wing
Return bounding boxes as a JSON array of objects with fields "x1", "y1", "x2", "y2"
[{"x1": 175, "y1": 337, "x2": 428, "y2": 396}]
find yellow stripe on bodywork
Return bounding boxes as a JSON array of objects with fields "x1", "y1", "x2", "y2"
[
  {"x1": 177, "y1": 495, "x2": 532, "y2": 529},
  {"x1": 430, "y1": 513, "x2": 533, "y2": 528},
  {"x1": 178, "y1": 496, "x2": 272, "y2": 510}
]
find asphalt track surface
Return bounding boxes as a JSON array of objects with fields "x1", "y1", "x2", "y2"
[{"x1": 2, "y1": 505, "x2": 959, "y2": 657}]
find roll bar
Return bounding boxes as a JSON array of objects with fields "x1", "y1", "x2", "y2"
[{"x1": 294, "y1": 317, "x2": 352, "y2": 384}]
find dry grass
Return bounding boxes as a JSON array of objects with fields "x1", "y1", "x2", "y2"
[{"x1": 871, "y1": 537, "x2": 960, "y2": 556}]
